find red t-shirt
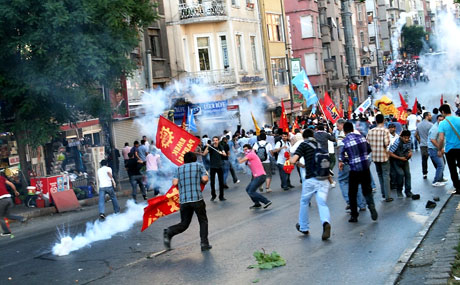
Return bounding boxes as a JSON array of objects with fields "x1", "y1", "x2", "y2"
[{"x1": 0, "y1": 176, "x2": 10, "y2": 196}]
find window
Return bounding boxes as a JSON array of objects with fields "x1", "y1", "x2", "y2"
[
  {"x1": 360, "y1": 31, "x2": 365, "y2": 48},
  {"x1": 322, "y1": 45, "x2": 330, "y2": 60},
  {"x1": 220, "y1": 35, "x2": 229, "y2": 69},
  {"x1": 236, "y1": 34, "x2": 244, "y2": 71},
  {"x1": 250, "y1": 36, "x2": 258, "y2": 71},
  {"x1": 271, "y1": 58, "x2": 287, "y2": 86},
  {"x1": 232, "y1": 0, "x2": 239, "y2": 6},
  {"x1": 149, "y1": 35, "x2": 161, "y2": 58},
  {"x1": 197, "y1": 37, "x2": 211, "y2": 71},
  {"x1": 266, "y1": 14, "x2": 284, "y2": 42},
  {"x1": 183, "y1": 38, "x2": 190, "y2": 71},
  {"x1": 358, "y1": 7, "x2": 363, "y2": 22},
  {"x1": 300, "y1": 15, "x2": 313, "y2": 38},
  {"x1": 304, "y1": 53, "x2": 319, "y2": 75}
]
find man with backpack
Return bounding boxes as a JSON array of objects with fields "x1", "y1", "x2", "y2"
[
  {"x1": 339, "y1": 122, "x2": 378, "y2": 223},
  {"x1": 253, "y1": 133, "x2": 273, "y2": 193},
  {"x1": 272, "y1": 132, "x2": 293, "y2": 191},
  {"x1": 290, "y1": 129, "x2": 331, "y2": 240}
]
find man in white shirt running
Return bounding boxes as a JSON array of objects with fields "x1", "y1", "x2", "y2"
[{"x1": 97, "y1": 160, "x2": 120, "y2": 220}]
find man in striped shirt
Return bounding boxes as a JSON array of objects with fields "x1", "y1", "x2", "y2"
[
  {"x1": 366, "y1": 114, "x2": 393, "y2": 202},
  {"x1": 339, "y1": 122, "x2": 378, "y2": 223},
  {"x1": 164, "y1": 152, "x2": 211, "y2": 251}
]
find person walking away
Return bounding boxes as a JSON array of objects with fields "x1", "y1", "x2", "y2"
[
  {"x1": 97, "y1": 160, "x2": 120, "y2": 219},
  {"x1": 428, "y1": 115, "x2": 447, "y2": 186},
  {"x1": 146, "y1": 149, "x2": 161, "y2": 195},
  {"x1": 314, "y1": 123, "x2": 336, "y2": 187},
  {"x1": 121, "y1": 142, "x2": 132, "y2": 167},
  {"x1": 238, "y1": 144, "x2": 272, "y2": 209},
  {"x1": 202, "y1": 136, "x2": 227, "y2": 201},
  {"x1": 130, "y1": 141, "x2": 141, "y2": 161},
  {"x1": 339, "y1": 122, "x2": 378, "y2": 223},
  {"x1": 0, "y1": 174, "x2": 26, "y2": 236},
  {"x1": 388, "y1": 131, "x2": 415, "y2": 198},
  {"x1": 290, "y1": 129, "x2": 331, "y2": 240},
  {"x1": 137, "y1": 140, "x2": 148, "y2": 163},
  {"x1": 437, "y1": 104, "x2": 460, "y2": 194},
  {"x1": 220, "y1": 137, "x2": 232, "y2": 189},
  {"x1": 366, "y1": 114, "x2": 393, "y2": 202},
  {"x1": 163, "y1": 152, "x2": 211, "y2": 251},
  {"x1": 271, "y1": 132, "x2": 293, "y2": 191},
  {"x1": 125, "y1": 153, "x2": 147, "y2": 201},
  {"x1": 253, "y1": 133, "x2": 273, "y2": 193},
  {"x1": 407, "y1": 109, "x2": 421, "y2": 151},
  {"x1": 416, "y1": 112, "x2": 434, "y2": 179}
]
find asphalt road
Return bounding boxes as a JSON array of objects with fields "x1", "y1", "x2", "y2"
[{"x1": 0, "y1": 151, "x2": 455, "y2": 285}]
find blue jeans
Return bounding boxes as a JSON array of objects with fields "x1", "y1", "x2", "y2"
[
  {"x1": 410, "y1": 130, "x2": 418, "y2": 150},
  {"x1": 98, "y1": 186, "x2": 120, "y2": 215},
  {"x1": 223, "y1": 160, "x2": 230, "y2": 184},
  {"x1": 246, "y1": 175, "x2": 270, "y2": 205},
  {"x1": 375, "y1": 161, "x2": 391, "y2": 199},
  {"x1": 298, "y1": 178, "x2": 330, "y2": 232},
  {"x1": 428, "y1": 148, "x2": 444, "y2": 183},
  {"x1": 277, "y1": 163, "x2": 291, "y2": 189},
  {"x1": 338, "y1": 164, "x2": 366, "y2": 208},
  {"x1": 130, "y1": 175, "x2": 146, "y2": 199},
  {"x1": 391, "y1": 159, "x2": 411, "y2": 193}
]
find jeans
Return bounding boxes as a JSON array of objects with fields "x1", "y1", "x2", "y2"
[
  {"x1": 298, "y1": 178, "x2": 330, "y2": 232},
  {"x1": 130, "y1": 175, "x2": 146, "y2": 199},
  {"x1": 277, "y1": 163, "x2": 291, "y2": 189},
  {"x1": 428, "y1": 148, "x2": 444, "y2": 183},
  {"x1": 0, "y1": 198, "x2": 25, "y2": 233},
  {"x1": 98, "y1": 186, "x2": 120, "y2": 215},
  {"x1": 166, "y1": 200, "x2": 209, "y2": 246},
  {"x1": 420, "y1": 146, "x2": 436, "y2": 175},
  {"x1": 223, "y1": 160, "x2": 230, "y2": 184},
  {"x1": 375, "y1": 161, "x2": 391, "y2": 199},
  {"x1": 229, "y1": 162, "x2": 238, "y2": 183},
  {"x1": 391, "y1": 159, "x2": 412, "y2": 193},
  {"x1": 410, "y1": 130, "x2": 418, "y2": 150},
  {"x1": 246, "y1": 175, "x2": 270, "y2": 205},
  {"x1": 349, "y1": 168, "x2": 376, "y2": 218},
  {"x1": 445, "y1": 149, "x2": 460, "y2": 190},
  {"x1": 146, "y1": 171, "x2": 160, "y2": 195},
  {"x1": 210, "y1": 167, "x2": 224, "y2": 199},
  {"x1": 338, "y1": 164, "x2": 366, "y2": 208}
]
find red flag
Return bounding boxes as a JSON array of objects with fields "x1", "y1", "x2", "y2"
[
  {"x1": 181, "y1": 111, "x2": 187, "y2": 130},
  {"x1": 348, "y1": 96, "x2": 353, "y2": 119},
  {"x1": 279, "y1": 101, "x2": 289, "y2": 133},
  {"x1": 412, "y1": 98, "x2": 418, "y2": 115},
  {"x1": 156, "y1": 116, "x2": 200, "y2": 166},
  {"x1": 399, "y1": 92, "x2": 408, "y2": 109},
  {"x1": 321, "y1": 92, "x2": 340, "y2": 124},
  {"x1": 396, "y1": 106, "x2": 408, "y2": 125},
  {"x1": 441, "y1": 94, "x2": 444, "y2": 106},
  {"x1": 291, "y1": 118, "x2": 300, "y2": 133},
  {"x1": 338, "y1": 102, "x2": 344, "y2": 118}
]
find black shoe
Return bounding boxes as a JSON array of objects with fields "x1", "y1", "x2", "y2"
[
  {"x1": 385, "y1": 198, "x2": 394, "y2": 202},
  {"x1": 397, "y1": 191, "x2": 403, "y2": 198},
  {"x1": 348, "y1": 217, "x2": 358, "y2": 223},
  {"x1": 369, "y1": 207, "x2": 378, "y2": 221},
  {"x1": 426, "y1": 200, "x2": 437, "y2": 208},
  {"x1": 201, "y1": 244, "x2": 212, "y2": 251},
  {"x1": 322, "y1": 222, "x2": 331, "y2": 240},
  {"x1": 223, "y1": 185, "x2": 229, "y2": 189},
  {"x1": 295, "y1": 223, "x2": 309, "y2": 235},
  {"x1": 405, "y1": 192, "x2": 413, "y2": 198},
  {"x1": 163, "y1": 229, "x2": 171, "y2": 250},
  {"x1": 219, "y1": 198, "x2": 227, "y2": 201},
  {"x1": 143, "y1": 195, "x2": 147, "y2": 200},
  {"x1": 99, "y1": 214, "x2": 106, "y2": 220},
  {"x1": 423, "y1": 175, "x2": 427, "y2": 179},
  {"x1": 288, "y1": 185, "x2": 295, "y2": 189},
  {"x1": 283, "y1": 188, "x2": 290, "y2": 191},
  {"x1": 263, "y1": 201, "x2": 272, "y2": 209},
  {"x1": 249, "y1": 204, "x2": 262, "y2": 210},
  {"x1": 210, "y1": 196, "x2": 216, "y2": 201}
]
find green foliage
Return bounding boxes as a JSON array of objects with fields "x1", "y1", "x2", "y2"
[
  {"x1": 248, "y1": 249, "x2": 286, "y2": 270},
  {"x1": 401, "y1": 25, "x2": 427, "y2": 56},
  {"x1": 0, "y1": 0, "x2": 157, "y2": 146}
]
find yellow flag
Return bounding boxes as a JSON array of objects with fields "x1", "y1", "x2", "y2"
[
  {"x1": 251, "y1": 112, "x2": 261, "y2": 135},
  {"x1": 374, "y1": 96, "x2": 397, "y2": 116}
]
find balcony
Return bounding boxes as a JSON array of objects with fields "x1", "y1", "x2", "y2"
[
  {"x1": 321, "y1": 25, "x2": 331, "y2": 43},
  {"x1": 179, "y1": 0, "x2": 227, "y2": 24},
  {"x1": 324, "y1": 58, "x2": 336, "y2": 72},
  {"x1": 318, "y1": 0, "x2": 327, "y2": 9},
  {"x1": 186, "y1": 69, "x2": 237, "y2": 87}
]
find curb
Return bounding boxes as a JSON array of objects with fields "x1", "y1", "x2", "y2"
[{"x1": 385, "y1": 191, "x2": 454, "y2": 285}]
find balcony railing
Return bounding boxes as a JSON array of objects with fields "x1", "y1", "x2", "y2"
[
  {"x1": 179, "y1": 0, "x2": 226, "y2": 22},
  {"x1": 187, "y1": 69, "x2": 236, "y2": 86}
]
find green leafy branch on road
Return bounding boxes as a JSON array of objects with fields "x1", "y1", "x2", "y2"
[{"x1": 248, "y1": 249, "x2": 286, "y2": 270}]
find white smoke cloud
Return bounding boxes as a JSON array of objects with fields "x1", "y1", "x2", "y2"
[{"x1": 52, "y1": 200, "x2": 144, "y2": 256}]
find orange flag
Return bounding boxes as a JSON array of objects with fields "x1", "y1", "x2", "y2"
[
  {"x1": 337, "y1": 102, "x2": 344, "y2": 118},
  {"x1": 279, "y1": 101, "x2": 289, "y2": 133},
  {"x1": 440, "y1": 94, "x2": 444, "y2": 106}
]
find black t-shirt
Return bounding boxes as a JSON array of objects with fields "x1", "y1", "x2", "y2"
[
  {"x1": 126, "y1": 158, "x2": 142, "y2": 177},
  {"x1": 220, "y1": 143, "x2": 230, "y2": 161},
  {"x1": 294, "y1": 139, "x2": 317, "y2": 179},
  {"x1": 209, "y1": 144, "x2": 224, "y2": 168}
]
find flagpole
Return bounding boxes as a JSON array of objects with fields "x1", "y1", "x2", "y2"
[{"x1": 317, "y1": 100, "x2": 332, "y2": 126}]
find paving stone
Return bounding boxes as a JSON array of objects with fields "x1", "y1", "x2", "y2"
[
  {"x1": 424, "y1": 278, "x2": 449, "y2": 285},
  {"x1": 427, "y1": 272, "x2": 450, "y2": 279}
]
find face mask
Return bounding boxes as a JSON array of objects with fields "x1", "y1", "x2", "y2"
[{"x1": 244, "y1": 150, "x2": 250, "y2": 155}]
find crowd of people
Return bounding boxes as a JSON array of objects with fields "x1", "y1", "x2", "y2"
[{"x1": 381, "y1": 59, "x2": 428, "y2": 89}]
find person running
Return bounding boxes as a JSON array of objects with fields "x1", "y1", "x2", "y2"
[
  {"x1": 146, "y1": 149, "x2": 161, "y2": 195},
  {"x1": 163, "y1": 152, "x2": 211, "y2": 251},
  {"x1": 202, "y1": 136, "x2": 227, "y2": 201},
  {"x1": 97, "y1": 159, "x2": 120, "y2": 220},
  {"x1": 0, "y1": 174, "x2": 26, "y2": 236},
  {"x1": 272, "y1": 132, "x2": 293, "y2": 191},
  {"x1": 389, "y1": 130, "x2": 415, "y2": 198},
  {"x1": 125, "y1": 152, "x2": 147, "y2": 201},
  {"x1": 428, "y1": 114, "x2": 446, "y2": 186},
  {"x1": 290, "y1": 129, "x2": 331, "y2": 240},
  {"x1": 437, "y1": 104, "x2": 460, "y2": 194},
  {"x1": 339, "y1": 122, "x2": 378, "y2": 223},
  {"x1": 253, "y1": 133, "x2": 273, "y2": 193},
  {"x1": 416, "y1": 112, "x2": 433, "y2": 179},
  {"x1": 366, "y1": 114, "x2": 393, "y2": 202},
  {"x1": 238, "y1": 144, "x2": 272, "y2": 210}
]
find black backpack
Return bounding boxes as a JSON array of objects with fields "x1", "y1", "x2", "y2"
[
  {"x1": 306, "y1": 141, "x2": 331, "y2": 180},
  {"x1": 256, "y1": 142, "x2": 268, "y2": 161}
]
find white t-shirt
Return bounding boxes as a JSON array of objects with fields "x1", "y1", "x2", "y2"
[
  {"x1": 275, "y1": 140, "x2": 291, "y2": 164},
  {"x1": 407, "y1": 114, "x2": 418, "y2": 131},
  {"x1": 253, "y1": 140, "x2": 273, "y2": 163},
  {"x1": 291, "y1": 139, "x2": 305, "y2": 165},
  {"x1": 97, "y1": 166, "x2": 113, "y2": 188}
]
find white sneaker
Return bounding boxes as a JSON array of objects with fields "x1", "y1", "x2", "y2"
[
  {"x1": 432, "y1": 182, "x2": 446, "y2": 187},
  {"x1": 235, "y1": 180, "x2": 241, "y2": 184},
  {"x1": 330, "y1": 182, "x2": 336, "y2": 188}
]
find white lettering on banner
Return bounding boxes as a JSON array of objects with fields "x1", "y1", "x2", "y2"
[{"x1": 354, "y1": 98, "x2": 372, "y2": 115}]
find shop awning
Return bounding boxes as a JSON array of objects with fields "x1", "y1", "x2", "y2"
[{"x1": 60, "y1": 119, "x2": 100, "y2": 131}]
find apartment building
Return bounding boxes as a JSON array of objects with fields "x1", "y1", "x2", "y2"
[{"x1": 164, "y1": 0, "x2": 267, "y2": 103}]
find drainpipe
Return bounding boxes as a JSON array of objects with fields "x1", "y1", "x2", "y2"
[{"x1": 341, "y1": 0, "x2": 360, "y2": 84}]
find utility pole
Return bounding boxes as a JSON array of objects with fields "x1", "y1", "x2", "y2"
[
  {"x1": 102, "y1": 85, "x2": 119, "y2": 188},
  {"x1": 280, "y1": 0, "x2": 294, "y2": 121}
]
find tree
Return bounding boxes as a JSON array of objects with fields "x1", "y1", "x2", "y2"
[
  {"x1": 401, "y1": 25, "x2": 427, "y2": 56},
  {"x1": 0, "y1": 0, "x2": 157, "y2": 179}
]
